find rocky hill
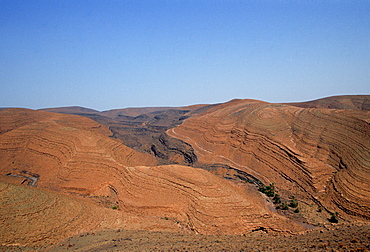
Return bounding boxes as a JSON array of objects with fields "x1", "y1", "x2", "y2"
[
  {"x1": 287, "y1": 95, "x2": 370, "y2": 110},
  {"x1": 1, "y1": 95, "x2": 369, "y2": 250},
  {"x1": 0, "y1": 107, "x2": 304, "y2": 250},
  {"x1": 167, "y1": 97, "x2": 370, "y2": 222}
]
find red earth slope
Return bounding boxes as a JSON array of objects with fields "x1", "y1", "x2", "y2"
[
  {"x1": 168, "y1": 98, "x2": 370, "y2": 221},
  {"x1": 0, "y1": 108, "x2": 306, "y2": 249}
]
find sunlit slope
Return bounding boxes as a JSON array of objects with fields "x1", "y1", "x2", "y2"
[
  {"x1": 0, "y1": 108, "x2": 304, "y2": 240},
  {"x1": 0, "y1": 180, "x2": 123, "y2": 249},
  {"x1": 0, "y1": 108, "x2": 157, "y2": 190},
  {"x1": 0, "y1": 108, "x2": 109, "y2": 135},
  {"x1": 168, "y1": 99, "x2": 370, "y2": 220},
  {"x1": 114, "y1": 164, "x2": 305, "y2": 235},
  {"x1": 287, "y1": 95, "x2": 370, "y2": 110}
]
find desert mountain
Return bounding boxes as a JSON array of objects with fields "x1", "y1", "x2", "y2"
[
  {"x1": 39, "y1": 106, "x2": 100, "y2": 115},
  {"x1": 287, "y1": 95, "x2": 370, "y2": 110},
  {"x1": 42, "y1": 103, "x2": 216, "y2": 166},
  {"x1": 0, "y1": 107, "x2": 305, "y2": 249},
  {"x1": 167, "y1": 97, "x2": 370, "y2": 221},
  {"x1": 1, "y1": 95, "x2": 369, "y2": 250}
]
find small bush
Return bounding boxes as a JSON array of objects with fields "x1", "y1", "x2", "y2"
[
  {"x1": 289, "y1": 199, "x2": 298, "y2": 208},
  {"x1": 259, "y1": 183, "x2": 275, "y2": 197},
  {"x1": 245, "y1": 179, "x2": 254, "y2": 184},
  {"x1": 258, "y1": 185, "x2": 266, "y2": 193},
  {"x1": 273, "y1": 194, "x2": 281, "y2": 204},
  {"x1": 111, "y1": 206, "x2": 118, "y2": 210},
  {"x1": 281, "y1": 202, "x2": 289, "y2": 210},
  {"x1": 294, "y1": 208, "x2": 300, "y2": 213},
  {"x1": 329, "y1": 212, "x2": 339, "y2": 223}
]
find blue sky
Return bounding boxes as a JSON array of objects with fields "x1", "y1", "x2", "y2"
[{"x1": 1, "y1": 0, "x2": 369, "y2": 111}]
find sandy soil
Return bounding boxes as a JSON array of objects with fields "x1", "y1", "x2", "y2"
[{"x1": 43, "y1": 224, "x2": 370, "y2": 251}]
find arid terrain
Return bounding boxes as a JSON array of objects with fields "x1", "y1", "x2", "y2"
[{"x1": 1, "y1": 95, "x2": 369, "y2": 251}]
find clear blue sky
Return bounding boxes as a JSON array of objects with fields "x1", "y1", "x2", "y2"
[{"x1": 1, "y1": 0, "x2": 369, "y2": 111}]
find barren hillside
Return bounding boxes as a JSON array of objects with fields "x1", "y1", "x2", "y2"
[
  {"x1": 1, "y1": 95, "x2": 369, "y2": 250},
  {"x1": 0, "y1": 108, "x2": 305, "y2": 250},
  {"x1": 0, "y1": 180, "x2": 123, "y2": 249},
  {"x1": 287, "y1": 95, "x2": 370, "y2": 110},
  {"x1": 168, "y1": 97, "x2": 370, "y2": 222}
]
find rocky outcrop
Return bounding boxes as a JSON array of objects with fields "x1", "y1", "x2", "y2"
[
  {"x1": 2, "y1": 96, "x2": 369, "y2": 248},
  {"x1": 115, "y1": 164, "x2": 305, "y2": 235},
  {"x1": 168, "y1": 98, "x2": 370, "y2": 221},
  {"x1": 41, "y1": 104, "x2": 217, "y2": 166},
  {"x1": 0, "y1": 108, "x2": 306, "y2": 249},
  {"x1": 0, "y1": 109, "x2": 157, "y2": 189}
]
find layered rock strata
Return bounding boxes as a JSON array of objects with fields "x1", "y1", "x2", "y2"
[
  {"x1": 0, "y1": 108, "x2": 306, "y2": 248},
  {"x1": 168, "y1": 99, "x2": 370, "y2": 220}
]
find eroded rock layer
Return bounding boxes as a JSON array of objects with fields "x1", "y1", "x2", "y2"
[
  {"x1": 0, "y1": 180, "x2": 122, "y2": 249},
  {"x1": 168, "y1": 98, "x2": 370, "y2": 220},
  {"x1": 0, "y1": 109, "x2": 157, "y2": 189},
  {"x1": 41, "y1": 104, "x2": 215, "y2": 166},
  {"x1": 115, "y1": 165, "x2": 305, "y2": 235},
  {"x1": 0, "y1": 108, "x2": 305, "y2": 248}
]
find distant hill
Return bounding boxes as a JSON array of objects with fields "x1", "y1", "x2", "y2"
[
  {"x1": 40, "y1": 106, "x2": 101, "y2": 114},
  {"x1": 286, "y1": 95, "x2": 370, "y2": 110}
]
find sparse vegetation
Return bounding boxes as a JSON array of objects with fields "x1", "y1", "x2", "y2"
[
  {"x1": 329, "y1": 212, "x2": 339, "y2": 223},
  {"x1": 281, "y1": 202, "x2": 289, "y2": 210},
  {"x1": 259, "y1": 183, "x2": 275, "y2": 197},
  {"x1": 289, "y1": 197, "x2": 298, "y2": 208},
  {"x1": 258, "y1": 184, "x2": 301, "y2": 213},
  {"x1": 272, "y1": 193, "x2": 281, "y2": 204},
  {"x1": 244, "y1": 178, "x2": 254, "y2": 184},
  {"x1": 258, "y1": 184, "x2": 301, "y2": 212},
  {"x1": 111, "y1": 206, "x2": 118, "y2": 210}
]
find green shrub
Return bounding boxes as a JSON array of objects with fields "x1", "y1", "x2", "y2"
[
  {"x1": 329, "y1": 212, "x2": 339, "y2": 223},
  {"x1": 111, "y1": 206, "x2": 118, "y2": 210},
  {"x1": 289, "y1": 199, "x2": 298, "y2": 208},
  {"x1": 281, "y1": 202, "x2": 289, "y2": 210},
  {"x1": 258, "y1": 185, "x2": 266, "y2": 193},
  {"x1": 273, "y1": 194, "x2": 281, "y2": 204},
  {"x1": 259, "y1": 183, "x2": 275, "y2": 197}
]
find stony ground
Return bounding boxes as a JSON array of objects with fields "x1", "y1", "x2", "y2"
[{"x1": 41, "y1": 223, "x2": 370, "y2": 252}]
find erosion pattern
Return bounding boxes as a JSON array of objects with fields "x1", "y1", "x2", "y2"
[
  {"x1": 287, "y1": 95, "x2": 370, "y2": 110},
  {"x1": 0, "y1": 108, "x2": 157, "y2": 189},
  {"x1": 41, "y1": 104, "x2": 215, "y2": 166},
  {"x1": 168, "y1": 97, "x2": 370, "y2": 221},
  {"x1": 0, "y1": 180, "x2": 123, "y2": 248},
  {"x1": 0, "y1": 108, "x2": 305, "y2": 249}
]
